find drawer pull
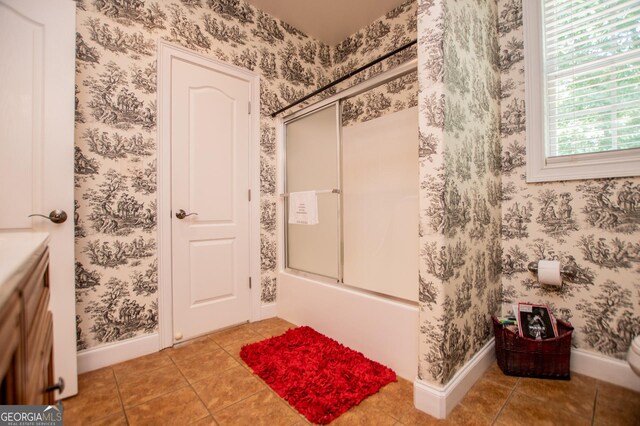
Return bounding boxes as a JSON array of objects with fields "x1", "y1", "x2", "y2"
[{"x1": 46, "y1": 377, "x2": 65, "y2": 394}]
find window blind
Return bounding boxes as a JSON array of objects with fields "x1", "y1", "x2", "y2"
[{"x1": 542, "y1": 0, "x2": 640, "y2": 158}]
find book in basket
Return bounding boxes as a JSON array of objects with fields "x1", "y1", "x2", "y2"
[{"x1": 517, "y1": 303, "x2": 558, "y2": 340}]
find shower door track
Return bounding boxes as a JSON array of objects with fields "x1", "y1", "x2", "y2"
[
  {"x1": 283, "y1": 58, "x2": 417, "y2": 123},
  {"x1": 272, "y1": 40, "x2": 417, "y2": 117}
]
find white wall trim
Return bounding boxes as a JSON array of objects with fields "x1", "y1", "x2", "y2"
[
  {"x1": 248, "y1": 67, "x2": 262, "y2": 325},
  {"x1": 414, "y1": 339, "x2": 495, "y2": 419},
  {"x1": 156, "y1": 40, "x2": 261, "y2": 350},
  {"x1": 77, "y1": 334, "x2": 160, "y2": 374},
  {"x1": 275, "y1": 115, "x2": 285, "y2": 282},
  {"x1": 157, "y1": 40, "x2": 176, "y2": 350},
  {"x1": 412, "y1": 342, "x2": 640, "y2": 419},
  {"x1": 260, "y1": 302, "x2": 278, "y2": 319},
  {"x1": 571, "y1": 348, "x2": 640, "y2": 392},
  {"x1": 523, "y1": 1, "x2": 640, "y2": 182}
]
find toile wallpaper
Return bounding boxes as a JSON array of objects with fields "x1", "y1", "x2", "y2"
[
  {"x1": 416, "y1": 0, "x2": 502, "y2": 386},
  {"x1": 333, "y1": 1, "x2": 418, "y2": 128},
  {"x1": 72, "y1": 0, "x2": 638, "y2": 382},
  {"x1": 73, "y1": 0, "x2": 417, "y2": 351},
  {"x1": 498, "y1": 0, "x2": 640, "y2": 361},
  {"x1": 342, "y1": 70, "x2": 418, "y2": 127}
]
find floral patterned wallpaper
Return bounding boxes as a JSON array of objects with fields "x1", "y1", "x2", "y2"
[
  {"x1": 73, "y1": 0, "x2": 418, "y2": 351},
  {"x1": 498, "y1": 0, "x2": 640, "y2": 361},
  {"x1": 417, "y1": 0, "x2": 502, "y2": 386}
]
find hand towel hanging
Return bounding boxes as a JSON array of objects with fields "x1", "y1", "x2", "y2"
[{"x1": 288, "y1": 191, "x2": 319, "y2": 225}]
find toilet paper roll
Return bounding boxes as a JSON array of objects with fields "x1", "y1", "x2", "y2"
[{"x1": 538, "y1": 260, "x2": 562, "y2": 286}]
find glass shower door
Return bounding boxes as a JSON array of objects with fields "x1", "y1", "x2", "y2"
[
  {"x1": 284, "y1": 104, "x2": 340, "y2": 279},
  {"x1": 341, "y1": 102, "x2": 419, "y2": 302}
]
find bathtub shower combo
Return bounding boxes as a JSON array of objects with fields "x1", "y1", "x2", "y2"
[{"x1": 277, "y1": 60, "x2": 420, "y2": 379}]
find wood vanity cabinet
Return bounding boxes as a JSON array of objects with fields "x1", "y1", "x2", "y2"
[{"x1": 0, "y1": 246, "x2": 55, "y2": 405}]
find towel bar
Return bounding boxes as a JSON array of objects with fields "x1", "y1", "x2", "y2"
[{"x1": 280, "y1": 189, "x2": 340, "y2": 197}]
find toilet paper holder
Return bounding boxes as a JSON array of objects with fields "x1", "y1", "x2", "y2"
[{"x1": 527, "y1": 261, "x2": 577, "y2": 279}]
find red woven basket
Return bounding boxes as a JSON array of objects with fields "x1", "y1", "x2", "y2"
[{"x1": 491, "y1": 316, "x2": 573, "y2": 379}]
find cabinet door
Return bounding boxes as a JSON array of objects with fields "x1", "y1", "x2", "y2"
[
  {"x1": 39, "y1": 315, "x2": 55, "y2": 405},
  {"x1": 25, "y1": 288, "x2": 51, "y2": 405},
  {"x1": 0, "y1": 293, "x2": 21, "y2": 404}
]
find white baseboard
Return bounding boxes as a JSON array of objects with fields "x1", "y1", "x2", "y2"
[
  {"x1": 77, "y1": 333, "x2": 160, "y2": 374},
  {"x1": 78, "y1": 303, "x2": 280, "y2": 375},
  {"x1": 571, "y1": 348, "x2": 640, "y2": 392},
  {"x1": 413, "y1": 342, "x2": 639, "y2": 420},
  {"x1": 260, "y1": 302, "x2": 277, "y2": 320},
  {"x1": 414, "y1": 339, "x2": 496, "y2": 419}
]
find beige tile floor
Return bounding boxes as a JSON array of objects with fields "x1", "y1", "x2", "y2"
[{"x1": 63, "y1": 317, "x2": 640, "y2": 425}]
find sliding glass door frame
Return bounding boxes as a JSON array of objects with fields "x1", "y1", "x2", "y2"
[
  {"x1": 283, "y1": 102, "x2": 342, "y2": 281},
  {"x1": 281, "y1": 58, "x2": 417, "y2": 285}
]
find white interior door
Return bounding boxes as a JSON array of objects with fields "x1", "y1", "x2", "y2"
[
  {"x1": 170, "y1": 55, "x2": 252, "y2": 342},
  {"x1": 0, "y1": 0, "x2": 77, "y2": 398}
]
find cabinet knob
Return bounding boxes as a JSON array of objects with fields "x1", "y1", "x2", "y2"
[{"x1": 46, "y1": 377, "x2": 65, "y2": 394}]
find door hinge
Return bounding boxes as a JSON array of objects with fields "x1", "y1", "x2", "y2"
[
  {"x1": 248, "y1": 102, "x2": 251, "y2": 114},
  {"x1": 249, "y1": 277, "x2": 252, "y2": 289},
  {"x1": 248, "y1": 189, "x2": 251, "y2": 202}
]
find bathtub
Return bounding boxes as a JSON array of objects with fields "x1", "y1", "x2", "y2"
[{"x1": 277, "y1": 270, "x2": 419, "y2": 380}]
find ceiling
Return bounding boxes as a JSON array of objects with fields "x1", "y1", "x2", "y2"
[{"x1": 244, "y1": 0, "x2": 409, "y2": 46}]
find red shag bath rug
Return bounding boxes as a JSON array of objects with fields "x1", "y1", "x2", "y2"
[{"x1": 240, "y1": 326, "x2": 396, "y2": 424}]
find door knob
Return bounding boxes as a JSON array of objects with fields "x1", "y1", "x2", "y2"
[
  {"x1": 29, "y1": 209, "x2": 68, "y2": 224},
  {"x1": 45, "y1": 376, "x2": 65, "y2": 394},
  {"x1": 175, "y1": 209, "x2": 198, "y2": 219}
]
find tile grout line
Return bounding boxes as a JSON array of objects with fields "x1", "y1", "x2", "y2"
[
  {"x1": 115, "y1": 353, "x2": 200, "y2": 422},
  {"x1": 207, "y1": 388, "x2": 273, "y2": 420},
  {"x1": 173, "y1": 346, "x2": 229, "y2": 368},
  {"x1": 169, "y1": 352, "x2": 228, "y2": 426},
  {"x1": 192, "y1": 339, "x2": 255, "y2": 417},
  {"x1": 112, "y1": 351, "x2": 175, "y2": 379},
  {"x1": 490, "y1": 377, "x2": 520, "y2": 425},
  {"x1": 372, "y1": 380, "x2": 415, "y2": 424},
  {"x1": 249, "y1": 370, "x2": 302, "y2": 420},
  {"x1": 185, "y1": 338, "x2": 271, "y2": 423},
  {"x1": 591, "y1": 384, "x2": 598, "y2": 426},
  {"x1": 167, "y1": 352, "x2": 214, "y2": 425},
  {"x1": 456, "y1": 376, "x2": 514, "y2": 425},
  {"x1": 111, "y1": 367, "x2": 131, "y2": 426},
  {"x1": 169, "y1": 324, "x2": 280, "y2": 425},
  {"x1": 170, "y1": 355, "x2": 212, "y2": 425},
  {"x1": 189, "y1": 379, "x2": 219, "y2": 425},
  {"x1": 233, "y1": 342, "x2": 306, "y2": 424},
  {"x1": 209, "y1": 387, "x2": 272, "y2": 423}
]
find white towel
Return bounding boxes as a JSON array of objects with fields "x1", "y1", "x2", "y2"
[{"x1": 288, "y1": 191, "x2": 319, "y2": 225}]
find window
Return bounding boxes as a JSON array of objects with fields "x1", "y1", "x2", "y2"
[{"x1": 524, "y1": 0, "x2": 640, "y2": 182}]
